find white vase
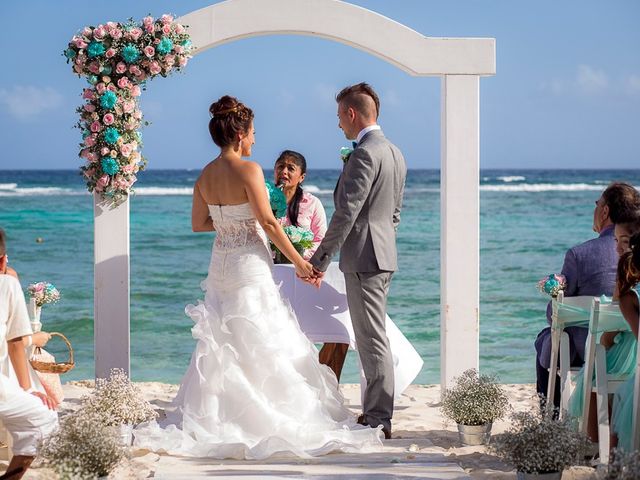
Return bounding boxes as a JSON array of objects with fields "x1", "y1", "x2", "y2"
[
  {"x1": 117, "y1": 424, "x2": 134, "y2": 447},
  {"x1": 516, "y1": 471, "x2": 562, "y2": 480},
  {"x1": 28, "y1": 298, "x2": 42, "y2": 333}
]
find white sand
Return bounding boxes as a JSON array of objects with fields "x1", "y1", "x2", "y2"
[{"x1": 2, "y1": 382, "x2": 599, "y2": 479}]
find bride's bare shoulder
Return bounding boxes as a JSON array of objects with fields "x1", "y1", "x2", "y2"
[{"x1": 236, "y1": 159, "x2": 264, "y2": 179}]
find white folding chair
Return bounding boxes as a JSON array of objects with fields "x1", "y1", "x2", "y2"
[
  {"x1": 580, "y1": 297, "x2": 631, "y2": 464},
  {"x1": 546, "y1": 292, "x2": 593, "y2": 417}
]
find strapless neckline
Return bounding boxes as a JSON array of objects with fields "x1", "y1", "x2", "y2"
[{"x1": 208, "y1": 202, "x2": 250, "y2": 208}]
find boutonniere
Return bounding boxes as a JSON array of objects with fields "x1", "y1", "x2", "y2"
[{"x1": 340, "y1": 146, "x2": 353, "y2": 164}]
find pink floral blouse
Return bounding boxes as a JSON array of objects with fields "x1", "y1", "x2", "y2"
[{"x1": 281, "y1": 191, "x2": 327, "y2": 260}]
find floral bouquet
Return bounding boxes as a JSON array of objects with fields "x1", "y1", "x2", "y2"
[
  {"x1": 272, "y1": 225, "x2": 315, "y2": 264},
  {"x1": 537, "y1": 273, "x2": 566, "y2": 297},
  {"x1": 27, "y1": 282, "x2": 61, "y2": 307},
  {"x1": 340, "y1": 146, "x2": 353, "y2": 164},
  {"x1": 64, "y1": 15, "x2": 193, "y2": 205},
  {"x1": 266, "y1": 180, "x2": 287, "y2": 218}
]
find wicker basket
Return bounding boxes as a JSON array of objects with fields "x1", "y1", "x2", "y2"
[{"x1": 30, "y1": 332, "x2": 75, "y2": 374}]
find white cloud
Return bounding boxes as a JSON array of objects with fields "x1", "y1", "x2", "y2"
[
  {"x1": 576, "y1": 64, "x2": 608, "y2": 94},
  {"x1": 0, "y1": 85, "x2": 64, "y2": 121},
  {"x1": 625, "y1": 74, "x2": 640, "y2": 95}
]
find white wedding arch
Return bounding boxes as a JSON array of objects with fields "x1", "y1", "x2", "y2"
[{"x1": 93, "y1": 0, "x2": 495, "y2": 389}]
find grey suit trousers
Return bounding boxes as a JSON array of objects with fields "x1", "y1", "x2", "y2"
[{"x1": 344, "y1": 270, "x2": 394, "y2": 432}]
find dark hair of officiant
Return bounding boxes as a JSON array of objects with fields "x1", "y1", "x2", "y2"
[
  {"x1": 274, "y1": 150, "x2": 307, "y2": 227},
  {"x1": 208, "y1": 95, "x2": 254, "y2": 148}
]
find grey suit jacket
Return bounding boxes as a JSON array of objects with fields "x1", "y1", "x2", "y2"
[{"x1": 310, "y1": 129, "x2": 407, "y2": 273}]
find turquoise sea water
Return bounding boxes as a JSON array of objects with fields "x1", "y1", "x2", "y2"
[{"x1": 1, "y1": 169, "x2": 639, "y2": 384}]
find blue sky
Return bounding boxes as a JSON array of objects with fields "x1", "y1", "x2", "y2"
[{"x1": 1, "y1": 0, "x2": 639, "y2": 170}]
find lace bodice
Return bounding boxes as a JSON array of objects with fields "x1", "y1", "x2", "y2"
[{"x1": 209, "y1": 203, "x2": 267, "y2": 252}]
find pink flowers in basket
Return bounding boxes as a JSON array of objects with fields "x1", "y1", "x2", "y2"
[
  {"x1": 536, "y1": 274, "x2": 567, "y2": 298},
  {"x1": 27, "y1": 282, "x2": 61, "y2": 307}
]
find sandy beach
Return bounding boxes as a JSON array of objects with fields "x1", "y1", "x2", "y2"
[{"x1": 1, "y1": 382, "x2": 600, "y2": 479}]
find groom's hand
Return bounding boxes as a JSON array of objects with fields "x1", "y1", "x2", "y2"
[{"x1": 308, "y1": 267, "x2": 325, "y2": 289}]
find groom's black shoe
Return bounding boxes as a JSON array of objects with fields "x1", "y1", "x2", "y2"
[{"x1": 357, "y1": 414, "x2": 392, "y2": 440}]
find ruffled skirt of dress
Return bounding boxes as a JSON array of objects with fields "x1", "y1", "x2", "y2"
[{"x1": 133, "y1": 245, "x2": 382, "y2": 459}]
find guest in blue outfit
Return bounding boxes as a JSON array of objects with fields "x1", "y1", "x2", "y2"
[
  {"x1": 535, "y1": 182, "x2": 640, "y2": 408},
  {"x1": 611, "y1": 229, "x2": 640, "y2": 451}
]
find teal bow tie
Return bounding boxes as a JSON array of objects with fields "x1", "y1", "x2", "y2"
[{"x1": 352, "y1": 141, "x2": 357, "y2": 149}]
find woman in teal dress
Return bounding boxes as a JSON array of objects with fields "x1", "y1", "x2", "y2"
[
  {"x1": 568, "y1": 219, "x2": 640, "y2": 442},
  {"x1": 611, "y1": 229, "x2": 640, "y2": 451}
]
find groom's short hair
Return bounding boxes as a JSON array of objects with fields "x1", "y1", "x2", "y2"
[{"x1": 336, "y1": 83, "x2": 380, "y2": 119}]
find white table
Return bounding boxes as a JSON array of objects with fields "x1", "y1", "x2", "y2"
[{"x1": 273, "y1": 263, "x2": 423, "y2": 399}]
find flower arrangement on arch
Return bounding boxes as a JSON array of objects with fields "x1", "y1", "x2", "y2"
[
  {"x1": 537, "y1": 273, "x2": 567, "y2": 298},
  {"x1": 266, "y1": 180, "x2": 287, "y2": 218},
  {"x1": 65, "y1": 14, "x2": 193, "y2": 205},
  {"x1": 27, "y1": 282, "x2": 61, "y2": 307}
]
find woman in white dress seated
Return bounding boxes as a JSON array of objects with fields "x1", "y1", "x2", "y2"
[{"x1": 133, "y1": 96, "x2": 382, "y2": 460}]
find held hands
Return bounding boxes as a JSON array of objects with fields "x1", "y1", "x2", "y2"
[{"x1": 295, "y1": 263, "x2": 325, "y2": 289}]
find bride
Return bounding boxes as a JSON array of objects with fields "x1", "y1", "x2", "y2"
[{"x1": 133, "y1": 96, "x2": 383, "y2": 459}]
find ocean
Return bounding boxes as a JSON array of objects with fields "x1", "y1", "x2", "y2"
[{"x1": 1, "y1": 169, "x2": 639, "y2": 385}]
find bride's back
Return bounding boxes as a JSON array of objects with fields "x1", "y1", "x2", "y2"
[{"x1": 197, "y1": 158, "x2": 250, "y2": 206}]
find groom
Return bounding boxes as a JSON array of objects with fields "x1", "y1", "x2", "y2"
[{"x1": 307, "y1": 82, "x2": 407, "y2": 439}]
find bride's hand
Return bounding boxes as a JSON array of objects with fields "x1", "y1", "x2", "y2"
[{"x1": 295, "y1": 260, "x2": 314, "y2": 279}]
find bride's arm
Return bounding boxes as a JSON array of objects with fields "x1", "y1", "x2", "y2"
[
  {"x1": 192, "y1": 182, "x2": 215, "y2": 232},
  {"x1": 242, "y1": 163, "x2": 313, "y2": 278}
]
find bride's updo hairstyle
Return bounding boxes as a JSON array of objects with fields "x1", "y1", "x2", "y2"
[{"x1": 208, "y1": 95, "x2": 254, "y2": 148}]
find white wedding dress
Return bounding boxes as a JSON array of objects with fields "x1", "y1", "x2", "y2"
[{"x1": 133, "y1": 203, "x2": 382, "y2": 459}]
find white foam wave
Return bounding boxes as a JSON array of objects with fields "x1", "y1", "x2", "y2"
[
  {"x1": 135, "y1": 187, "x2": 193, "y2": 195},
  {"x1": 0, "y1": 183, "x2": 18, "y2": 190},
  {"x1": 303, "y1": 185, "x2": 333, "y2": 195},
  {"x1": 480, "y1": 183, "x2": 605, "y2": 192},
  {"x1": 497, "y1": 175, "x2": 526, "y2": 182},
  {"x1": 0, "y1": 187, "x2": 83, "y2": 197}
]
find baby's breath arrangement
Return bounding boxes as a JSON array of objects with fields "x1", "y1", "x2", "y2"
[
  {"x1": 490, "y1": 410, "x2": 590, "y2": 474},
  {"x1": 600, "y1": 449, "x2": 640, "y2": 479},
  {"x1": 441, "y1": 369, "x2": 509, "y2": 425},
  {"x1": 80, "y1": 368, "x2": 157, "y2": 426},
  {"x1": 38, "y1": 409, "x2": 126, "y2": 479}
]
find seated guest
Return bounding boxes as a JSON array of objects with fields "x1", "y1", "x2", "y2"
[
  {"x1": 0, "y1": 230, "x2": 58, "y2": 480},
  {"x1": 568, "y1": 214, "x2": 640, "y2": 440},
  {"x1": 535, "y1": 182, "x2": 640, "y2": 408},
  {"x1": 274, "y1": 151, "x2": 349, "y2": 380},
  {"x1": 611, "y1": 229, "x2": 640, "y2": 451}
]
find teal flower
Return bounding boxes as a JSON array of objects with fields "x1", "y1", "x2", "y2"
[
  {"x1": 103, "y1": 127, "x2": 120, "y2": 145},
  {"x1": 87, "y1": 41, "x2": 106, "y2": 58},
  {"x1": 82, "y1": 129, "x2": 90, "y2": 139},
  {"x1": 101, "y1": 157, "x2": 120, "y2": 175},
  {"x1": 266, "y1": 181, "x2": 287, "y2": 218},
  {"x1": 87, "y1": 75, "x2": 98, "y2": 85},
  {"x1": 157, "y1": 37, "x2": 173, "y2": 55},
  {"x1": 340, "y1": 146, "x2": 353, "y2": 163},
  {"x1": 100, "y1": 91, "x2": 118, "y2": 110},
  {"x1": 64, "y1": 48, "x2": 76, "y2": 59},
  {"x1": 102, "y1": 65, "x2": 112, "y2": 75},
  {"x1": 121, "y1": 44, "x2": 140, "y2": 64},
  {"x1": 181, "y1": 39, "x2": 192, "y2": 48}
]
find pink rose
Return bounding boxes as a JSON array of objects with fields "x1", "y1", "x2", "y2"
[
  {"x1": 178, "y1": 57, "x2": 187, "y2": 67},
  {"x1": 130, "y1": 151, "x2": 141, "y2": 164},
  {"x1": 153, "y1": 38, "x2": 160, "y2": 45},
  {"x1": 96, "y1": 83, "x2": 106, "y2": 94},
  {"x1": 84, "y1": 103, "x2": 96, "y2": 112},
  {"x1": 103, "y1": 113, "x2": 115, "y2": 125},
  {"x1": 145, "y1": 24, "x2": 155, "y2": 34},
  {"x1": 128, "y1": 65, "x2": 141, "y2": 76},
  {"x1": 161, "y1": 14, "x2": 174, "y2": 24},
  {"x1": 128, "y1": 27, "x2": 143, "y2": 41},
  {"x1": 122, "y1": 100, "x2": 135, "y2": 114},
  {"x1": 149, "y1": 61, "x2": 161, "y2": 75},
  {"x1": 144, "y1": 46, "x2": 155, "y2": 58},
  {"x1": 97, "y1": 175, "x2": 110, "y2": 188},
  {"x1": 110, "y1": 28, "x2": 122, "y2": 40},
  {"x1": 131, "y1": 85, "x2": 142, "y2": 97},
  {"x1": 84, "y1": 167, "x2": 96, "y2": 178},
  {"x1": 87, "y1": 152, "x2": 98, "y2": 163},
  {"x1": 107, "y1": 84, "x2": 116, "y2": 92},
  {"x1": 101, "y1": 147, "x2": 110, "y2": 156},
  {"x1": 133, "y1": 110, "x2": 143, "y2": 120},
  {"x1": 74, "y1": 37, "x2": 88, "y2": 49},
  {"x1": 85, "y1": 135, "x2": 97, "y2": 147},
  {"x1": 82, "y1": 27, "x2": 93, "y2": 38},
  {"x1": 105, "y1": 48, "x2": 116, "y2": 58},
  {"x1": 122, "y1": 164, "x2": 134, "y2": 174},
  {"x1": 174, "y1": 45, "x2": 184, "y2": 55},
  {"x1": 106, "y1": 22, "x2": 117, "y2": 29},
  {"x1": 120, "y1": 143, "x2": 133, "y2": 158},
  {"x1": 90, "y1": 121, "x2": 102, "y2": 133},
  {"x1": 116, "y1": 62, "x2": 127, "y2": 74},
  {"x1": 175, "y1": 24, "x2": 185, "y2": 34},
  {"x1": 73, "y1": 64, "x2": 83, "y2": 74},
  {"x1": 88, "y1": 62, "x2": 101, "y2": 74},
  {"x1": 101, "y1": 75, "x2": 111, "y2": 84},
  {"x1": 143, "y1": 16, "x2": 154, "y2": 25},
  {"x1": 117, "y1": 77, "x2": 130, "y2": 89},
  {"x1": 162, "y1": 25, "x2": 171, "y2": 35},
  {"x1": 93, "y1": 27, "x2": 106, "y2": 40},
  {"x1": 82, "y1": 88, "x2": 95, "y2": 100}
]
